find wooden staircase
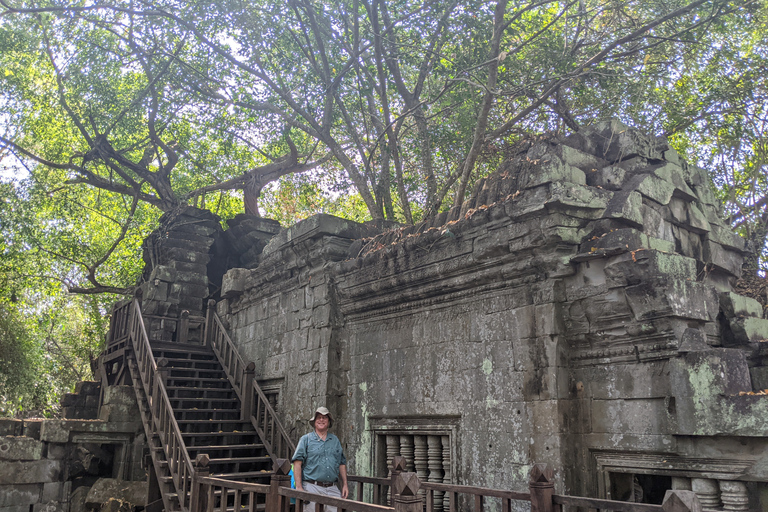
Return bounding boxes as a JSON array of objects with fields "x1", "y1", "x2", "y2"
[{"x1": 102, "y1": 299, "x2": 295, "y2": 512}]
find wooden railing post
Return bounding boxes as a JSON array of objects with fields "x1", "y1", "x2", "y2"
[
  {"x1": 189, "y1": 454, "x2": 210, "y2": 512},
  {"x1": 268, "y1": 458, "x2": 292, "y2": 512},
  {"x1": 241, "y1": 362, "x2": 256, "y2": 421},
  {"x1": 178, "y1": 310, "x2": 190, "y2": 344},
  {"x1": 157, "y1": 357, "x2": 170, "y2": 386},
  {"x1": 529, "y1": 464, "x2": 554, "y2": 512},
  {"x1": 390, "y1": 456, "x2": 407, "y2": 505},
  {"x1": 203, "y1": 299, "x2": 216, "y2": 348},
  {"x1": 662, "y1": 490, "x2": 703, "y2": 512},
  {"x1": 393, "y1": 472, "x2": 421, "y2": 512}
]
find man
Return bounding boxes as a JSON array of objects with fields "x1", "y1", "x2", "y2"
[{"x1": 292, "y1": 406, "x2": 349, "y2": 512}]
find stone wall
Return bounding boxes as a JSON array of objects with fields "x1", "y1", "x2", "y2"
[
  {"x1": 0, "y1": 386, "x2": 146, "y2": 512},
  {"x1": 216, "y1": 120, "x2": 768, "y2": 508}
]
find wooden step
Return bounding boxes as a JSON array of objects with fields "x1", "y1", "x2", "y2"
[
  {"x1": 165, "y1": 387, "x2": 236, "y2": 399},
  {"x1": 177, "y1": 420, "x2": 255, "y2": 434},
  {"x1": 174, "y1": 408, "x2": 242, "y2": 421},
  {"x1": 208, "y1": 456, "x2": 272, "y2": 465},
  {"x1": 186, "y1": 443, "x2": 266, "y2": 454},
  {"x1": 166, "y1": 377, "x2": 232, "y2": 388},
  {"x1": 169, "y1": 397, "x2": 239, "y2": 408},
  {"x1": 184, "y1": 432, "x2": 262, "y2": 446},
  {"x1": 210, "y1": 470, "x2": 273, "y2": 480},
  {"x1": 151, "y1": 341, "x2": 218, "y2": 356},
  {"x1": 168, "y1": 369, "x2": 228, "y2": 379},
  {"x1": 161, "y1": 357, "x2": 221, "y2": 369}
]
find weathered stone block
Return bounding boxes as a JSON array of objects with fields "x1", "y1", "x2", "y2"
[
  {"x1": 85, "y1": 479, "x2": 148, "y2": 508},
  {"x1": 685, "y1": 203, "x2": 711, "y2": 234},
  {"x1": 0, "y1": 484, "x2": 41, "y2": 506},
  {"x1": 728, "y1": 317, "x2": 768, "y2": 343},
  {"x1": 74, "y1": 381, "x2": 100, "y2": 395},
  {"x1": 588, "y1": 165, "x2": 627, "y2": 190},
  {"x1": 221, "y1": 268, "x2": 251, "y2": 298},
  {"x1": 148, "y1": 265, "x2": 177, "y2": 283},
  {"x1": 637, "y1": 174, "x2": 676, "y2": 205},
  {"x1": 143, "y1": 280, "x2": 168, "y2": 301},
  {"x1": 546, "y1": 182, "x2": 611, "y2": 214},
  {"x1": 41, "y1": 481, "x2": 70, "y2": 502},
  {"x1": 720, "y1": 292, "x2": 763, "y2": 319},
  {"x1": 68, "y1": 485, "x2": 89, "y2": 512},
  {"x1": 591, "y1": 120, "x2": 666, "y2": 162},
  {"x1": 45, "y1": 444, "x2": 66, "y2": 460},
  {"x1": 525, "y1": 160, "x2": 586, "y2": 189},
  {"x1": 0, "y1": 505, "x2": 34, "y2": 512},
  {"x1": 0, "y1": 436, "x2": 43, "y2": 460},
  {"x1": 59, "y1": 393, "x2": 83, "y2": 407},
  {"x1": 39, "y1": 420, "x2": 107, "y2": 443},
  {"x1": 99, "y1": 386, "x2": 140, "y2": 423},
  {"x1": 0, "y1": 460, "x2": 62, "y2": 484},
  {"x1": 32, "y1": 502, "x2": 66, "y2": 512},
  {"x1": 642, "y1": 203, "x2": 676, "y2": 243},
  {"x1": 22, "y1": 420, "x2": 42, "y2": 440},
  {"x1": 708, "y1": 224, "x2": 745, "y2": 251},
  {"x1": 652, "y1": 162, "x2": 697, "y2": 202},
  {"x1": 703, "y1": 239, "x2": 743, "y2": 277},
  {"x1": 578, "y1": 228, "x2": 675, "y2": 260},
  {"x1": 671, "y1": 348, "x2": 752, "y2": 399},
  {"x1": 170, "y1": 282, "x2": 209, "y2": 299},
  {"x1": 591, "y1": 398, "x2": 672, "y2": 435},
  {"x1": 0, "y1": 420, "x2": 23, "y2": 437},
  {"x1": 603, "y1": 189, "x2": 644, "y2": 227},
  {"x1": 625, "y1": 279, "x2": 717, "y2": 322}
]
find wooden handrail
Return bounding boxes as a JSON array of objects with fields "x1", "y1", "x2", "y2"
[
  {"x1": 205, "y1": 301, "x2": 297, "y2": 461},
  {"x1": 553, "y1": 495, "x2": 662, "y2": 511},
  {"x1": 280, "y1": 488, "x2": 396, "y2": 512},
  {"x1": 107, "y1": 299, "x2": 131, "y2": 347},
  {"x1": 421, "y1": 481, "x2": 530, "y2": 501},
  {"x1": 208, "y1": 312, "x2": 249, "y2": 398},
  {"x1": 128, "y1": 298, "x2": 195, "y2": 509}
]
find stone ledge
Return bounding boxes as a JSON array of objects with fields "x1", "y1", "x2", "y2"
[
  {"x1": 39, "y1": 420, "x2": 140, "y2": 444},
  {"x1": 262, "y1": 214, "x2": 383, "y2": 258}
]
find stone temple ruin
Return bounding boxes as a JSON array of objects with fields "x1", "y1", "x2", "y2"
[{"x1": 2, "y1": 120, "x2": 767, "y2": 511}]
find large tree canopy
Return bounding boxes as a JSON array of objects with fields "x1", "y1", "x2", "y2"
[{"x1": 1, "y1": 0, "x2": 766, "y2": 415}]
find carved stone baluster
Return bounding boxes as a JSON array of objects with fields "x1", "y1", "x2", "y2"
[
  {"x1": 386, "y1": 435, "x2": 401, "y2": 504},
  {"x1": 671, "y1": 477, "x2": 692, "y2": 491},
  {"x1": 400, "y1": 435, "x2": 415, "y2": 472},
  {"x1": 719, "y1": 480, "x2": 749, "y2": 511},
  {"x1": 691, "y1": 478, "x2": 721, "y2": 509},
  {"x1": 441, "y1": 435, "x2": 451, "y2": 512},
  {"x1": 414, "y1": 435, "x2": 429, "y2": 504},
  {"x1": 386, "y1": 435, "x2": 401, "y2": 473},
  {"x1": 428, "y1": 436, "x2": 444, "y2": 512}
]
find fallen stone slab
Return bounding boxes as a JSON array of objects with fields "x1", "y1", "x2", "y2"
[{"x1": 85, "y1": 479, "x2": 147, "y2": 509}]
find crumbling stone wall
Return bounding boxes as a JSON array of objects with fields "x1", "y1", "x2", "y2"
[
  {"x1": 0, "y1": 386, "x2": 146, "y2": 512},
  {"x1": 216, "y1": 120, "x2": 768, "y2": 508}
]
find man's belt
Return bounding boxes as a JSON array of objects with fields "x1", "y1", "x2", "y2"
[{"x1": 305, "y1": 480, "x2": 336, "y2": 487}]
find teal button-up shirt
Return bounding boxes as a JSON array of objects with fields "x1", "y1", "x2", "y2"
[{"x1": 291, "y1": 432, "x2": 347, "y2": 483}]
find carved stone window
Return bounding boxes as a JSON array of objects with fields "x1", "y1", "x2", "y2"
[
  {"x1": 257, "y1": 378, "x2": 283, "y2": 413},
  {"x1": 594, "y1": 451, "x2": 755, "y2": 510},
  {"x1": 370, "y1": 417, "x2": 459, "y2": 512}
]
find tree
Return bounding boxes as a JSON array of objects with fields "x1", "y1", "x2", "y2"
[{"x1": 3, "y1": 0, "x2": 742, "y2": 223}]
